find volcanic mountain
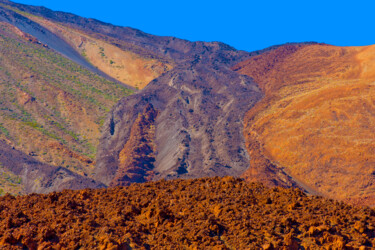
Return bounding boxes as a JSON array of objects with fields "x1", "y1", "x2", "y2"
[{"x1": 0, "y1": 0, "x2": 374, "y2": 209}]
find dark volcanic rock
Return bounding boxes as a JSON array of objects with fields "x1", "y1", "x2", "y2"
[{"x1": 95, "y1": 47, "x2": 263, "y2": 185}]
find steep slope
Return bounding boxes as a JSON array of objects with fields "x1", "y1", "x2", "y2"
[
  {"x1": 0, "y1": 19, "x2": 129, "y2": 193},
  {"x1": 233, "y1": 44, "x2": 375, "y2": 206},
  {"x1": 0, "y1": 177, "x2": 374, "y2": 249},
  {"x1": 0, "y1": 4, "x2": 98, "y2": 77},
  {"x1": 0, "y1": 1, "x2": 172, "y2": 89}
]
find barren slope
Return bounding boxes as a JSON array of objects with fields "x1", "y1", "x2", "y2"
[
  {"x1": 18, "y1": 14, "x2": 172, "y2": 90},
  {"x1": 233, "y1": 44, "x2": 375, "y2": 206},
  {"x1": 96, "y1": 56, "x2": 262, "y2": 185}
]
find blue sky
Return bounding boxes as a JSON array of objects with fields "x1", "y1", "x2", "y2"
[{"x1": 12, "y1": 0, "x2": 375, "y2": 52}]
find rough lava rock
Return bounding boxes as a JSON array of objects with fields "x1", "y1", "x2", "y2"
[{"x1": 0, "y1": 177, "x2": 374, "y2": 249}]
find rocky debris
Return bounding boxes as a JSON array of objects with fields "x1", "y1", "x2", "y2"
[
  {"x1": 16, "y1": 88, "x2": 35, "y2": 106},
  {"x1": 0, "y1": 177, "x2": 374, "y2": 249},
  {"x1": 94, "y1": 41, "x2": 265, "y2": 185}
]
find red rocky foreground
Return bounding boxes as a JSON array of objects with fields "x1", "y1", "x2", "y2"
[{"x1": 0, "y1": 177, "x2": 374, "y2": 249}]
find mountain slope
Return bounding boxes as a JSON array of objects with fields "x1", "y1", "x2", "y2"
[
  {"x1": 0, "y1": 0, "x2": 268, "y2": 185},
  {"x1": 233, "y1": 44, "x2": 375, "y2": 206},
  {"x1": 0, "y1": 0, "x2": 172, "y2": 89},
  {"x1": 0, "y1": 15, "x2": 130, "y2": 193},
  {"x1": 0, "y1": 177, "x2": 374, "y2": 249},
  {"x1": 0, "y1": 0, "x2": 264, "y2": 191},
  {"x1": 2, "y1": 1, "x2": 334, "y2": 192},
  {"x1": 95, "y1": 46, "x2": 263, "y2": 185}
]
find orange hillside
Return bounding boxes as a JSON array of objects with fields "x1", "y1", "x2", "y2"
[{"x1": 233, "y1": 44, "x2": 375, "y2": 206}]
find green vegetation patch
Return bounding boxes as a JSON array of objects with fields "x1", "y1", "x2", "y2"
[
  {"x1": 0, "y1": 123, "x2": 9, "y2": 137},
  {"x1": 0, "y1": 162, "x2": 23, "y2": 196}
]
